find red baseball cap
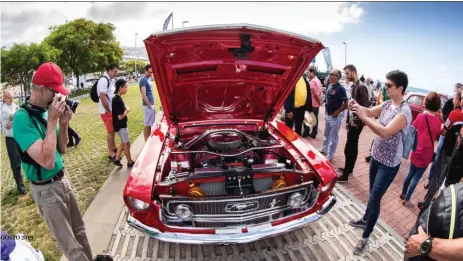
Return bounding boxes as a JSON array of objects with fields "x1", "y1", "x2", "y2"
[{"x1": 32, "y1": 62, "x2": 70, "y2": 96}]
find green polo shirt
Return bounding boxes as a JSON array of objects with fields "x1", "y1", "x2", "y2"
[{"x1": 12, "y1": 108, "x2": 63, "y2": 181}]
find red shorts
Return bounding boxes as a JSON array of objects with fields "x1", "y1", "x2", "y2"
[{"x1": 100, "y1": 113, "x2": 114, "y2": 133}]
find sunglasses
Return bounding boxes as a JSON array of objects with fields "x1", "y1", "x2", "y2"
[{"x1": 385, "y1": 83, "x2": 395, "y2": 89}]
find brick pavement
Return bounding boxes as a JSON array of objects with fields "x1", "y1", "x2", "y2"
[{"x1": 305, "y1": 106, "x2": 424, "y2": 238}]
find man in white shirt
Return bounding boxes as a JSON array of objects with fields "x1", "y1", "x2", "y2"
[
  {"x1": 1, "y1": 89, "x2": 26, "y2": 196},
  {"x1": 97, "y1": 63, "x2": 119, "y2": 161}
]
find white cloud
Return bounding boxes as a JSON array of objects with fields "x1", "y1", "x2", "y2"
[
  {"x1": 439, "y1": 65, "x2": 447, "y2": 71},
  {"x1": 1, "y1": 2, "x2": 365, "y2": 48}
]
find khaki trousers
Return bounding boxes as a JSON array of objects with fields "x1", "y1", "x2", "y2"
[{"x1": 31, "y1": 176, "x2": 93, "y2": 261}]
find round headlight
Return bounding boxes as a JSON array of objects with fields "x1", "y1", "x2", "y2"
[
  {"x1": 126, "y1": 197, "x2": 150, "y2": 210},
  {"x1": 288, "y1": 192, "x2": 304, "y2": 209},
  {"x1": 175, "y1": 204, "x2": 193, "y2": 220}
]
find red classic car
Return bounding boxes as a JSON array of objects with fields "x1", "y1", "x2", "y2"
[
  {"x1": 404, "y1": 92, "x2": 448, "y2": 122},
  {"x1": 123, "y1": 24, "x2": 338, "y2": 244}
]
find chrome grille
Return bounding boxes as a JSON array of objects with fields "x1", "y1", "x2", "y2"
[{"x1": 160, "y1": 182, "x2": 318, "y2": 228}]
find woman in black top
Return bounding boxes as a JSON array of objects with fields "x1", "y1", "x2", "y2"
[{"x1": 112, "y1": 79, "x2": 135, "y2": 168}]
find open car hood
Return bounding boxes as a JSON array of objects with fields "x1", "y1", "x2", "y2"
[{"x1": 144, "y1": 24, "x2": 324, "y2": 125}]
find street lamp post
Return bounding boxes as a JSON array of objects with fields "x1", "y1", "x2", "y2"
[
  {"x1": 182, "y1": 21, "x2": 189, "y2": 28},
  {"x1": 135, "y1": 33, "x2": 138, "y2": 79},
  {"x1": 343, "y1": 42, "x2": 347, "y2": 66}
]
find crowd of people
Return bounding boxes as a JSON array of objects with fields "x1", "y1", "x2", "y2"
[
  {"x1": 1, "y1": 58, "x2": 462, "y2": 259},
  {"x1": 284, "y1": 66, "x2": 463, "y2": 257},
  {"x1": 0, "y1": 61, "x2": 157, "y2": 260}
]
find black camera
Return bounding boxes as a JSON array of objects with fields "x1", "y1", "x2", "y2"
[{"x1": 65, "y1": 98, "x2": 79, "y2": 113}]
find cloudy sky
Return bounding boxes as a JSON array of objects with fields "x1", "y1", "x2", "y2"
[{"x1": 1, "y1": 2, "x2": 462, "y2": 95}]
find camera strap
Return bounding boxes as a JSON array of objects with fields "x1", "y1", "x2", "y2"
[{"x1": 14, "y1": 102, "x2": 49, "y2": 181}]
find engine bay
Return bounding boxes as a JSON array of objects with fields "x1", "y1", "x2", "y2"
[{"x1": 158, "y1": 128, "x2": 317, "y2": 197}]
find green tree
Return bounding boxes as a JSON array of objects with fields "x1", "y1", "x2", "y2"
[
  {"x1": 122, "y1": 59, "x2": 149, "y2": 74},
  {"x1": 1, "y1": 42, "x2": 59, "y2": 99},
  {"x1": 45, "y1": 18, "x2": 124, "y2": 89}
]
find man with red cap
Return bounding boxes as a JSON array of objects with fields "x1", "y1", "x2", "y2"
[{"x1": 12, "y1": 62, "x2": 112, "y2": 260}]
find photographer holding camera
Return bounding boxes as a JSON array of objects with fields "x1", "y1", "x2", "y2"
[{"x1": 13, "y1": 62, "x2": 112, "y2": 261}]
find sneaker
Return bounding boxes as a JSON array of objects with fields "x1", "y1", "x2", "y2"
[
  {"x1": 67, "y1": 141, "x2": 74, "y2": 147},
  {"x1": 417, "y1": 202, "x2": 427, "y2": 210},
  {"x1": 400, "y1": 194, "x2": 405, "y2": 200},
  {"x1": 113, "y1": 159, "x2": 123, "y2": 167},
  {"x1": 349, "y1": 218, "x2": 367, "y2": 229},
  {"x1": 18, "y1": 188, "x2": 27, "y2": 197},
  {"x1": 365, "y1": 156, "x2": 371, "y2": 162},
  {"x1": 338, "y1": 175, "x2": 349, "y2": 183},
  {"x1": 127, "y1": 161, "x2": 135, "y2": 168},
  {"x1": 353, "y1": 238, "x2": 369, "y2": 255},
  {"x1": 75, "y1": 137, "x2": 81, "y2": 147},
  {"x1": 403, "y1": 201, "x2": 415, "y2": 208}
]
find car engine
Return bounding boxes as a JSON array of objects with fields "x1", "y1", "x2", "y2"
[{"x1": 162, "y1": 129, "x2": 299, "y2": 196}]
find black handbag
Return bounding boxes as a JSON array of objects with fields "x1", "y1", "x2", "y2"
[
  {"x1": 424, "y1": 115, "x2": 437, "y2": 162},
  {"x1": 404, "y1": 182, "x2": 463, "y2": 261}
]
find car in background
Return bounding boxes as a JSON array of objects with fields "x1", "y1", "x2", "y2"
[
  {"x1": 404, "y1": 92, "x2": 448, "y2": 123},
  {"x1": 123, "y1": 24, "x2": 337, "y2": 244}
]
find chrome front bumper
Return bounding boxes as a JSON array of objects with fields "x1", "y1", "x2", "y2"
[{"x1": 127, "y1": 195, "x2": 336, "y2": 244}]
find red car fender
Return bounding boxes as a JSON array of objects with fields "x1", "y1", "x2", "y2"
[{"x1": 123, "y1": 122, "x2": 169, "y2": 205}]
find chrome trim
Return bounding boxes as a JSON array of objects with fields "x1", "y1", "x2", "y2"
[
  {"x1": 171, "y1": 144, "x2": 283, "y2": 157},
  {"x1": 225, "y1": 201, "x2": 259, "y2": 213},
  {"x1": 160, "y1": 183, "x2": 317, "y2": 228},
  {"x1": 127, "y1": 195, "x2": 336, "y2": 244}
]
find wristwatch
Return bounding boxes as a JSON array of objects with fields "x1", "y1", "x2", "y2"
[{"x1": 420, "y1": 237, "x2": 433, "y2": 256}]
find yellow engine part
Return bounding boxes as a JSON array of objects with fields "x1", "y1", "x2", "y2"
[
  {"x1": 271, "y1": 175, "x2": 287, "y2": 190},
  {"x1": 188, "y1": 183, "x2": 205, "y2": 197}
]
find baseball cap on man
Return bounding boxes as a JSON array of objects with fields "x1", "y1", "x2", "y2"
[{"x1": 32, "y1": 62, "x2": 70, "y2": 96}]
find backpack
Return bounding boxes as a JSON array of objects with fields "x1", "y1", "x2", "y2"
[
  {"x1": 402, "y1": 124, "x2": 418, "y2": 159},
  {"x1": 90, "y1": 76, "x2": 110, "y2": 103},
  {"x1": 405, "y1": 182, "x2": 463, "y2": 261}
]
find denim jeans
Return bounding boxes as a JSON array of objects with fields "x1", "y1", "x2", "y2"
[
  {"x1": 322, "y1": 112, "x2": 343, "y2": 161},
  {"x1": 401, "y1": 163, "x2": 427, "y2": 201},
  {"x1": 362, "y1": 158, "x2": 400, "y2": 238},
  {"x1": 428, "y1": 135, "x2": 445, "y2": 182}
]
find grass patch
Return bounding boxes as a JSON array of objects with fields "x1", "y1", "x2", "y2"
[{"x1": 1, "y1": 82, "x2": 161, "y2": 260}]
